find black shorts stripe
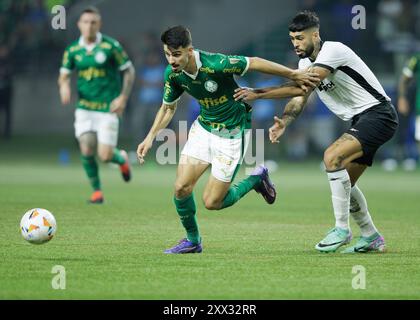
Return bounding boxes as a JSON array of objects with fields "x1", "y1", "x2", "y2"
[{"x1": 337, "y1": 66, "x2": 388, "y2": 104}]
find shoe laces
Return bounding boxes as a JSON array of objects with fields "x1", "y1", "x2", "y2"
[{"x1": 171, "y1": 238, "x2": 189, "y2": 250}]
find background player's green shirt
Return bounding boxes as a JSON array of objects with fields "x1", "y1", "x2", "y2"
[
  {"x1": 60, "y1": 33, "x2": 131, "y2": 113},
  {"x1": 403, "y1": 54, "x2": 420, "y2": 115},
  {"x1": 163, "y1": 50, "x2": 252, "y2": 136}
]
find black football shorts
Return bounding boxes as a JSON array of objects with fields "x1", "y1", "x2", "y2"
[{"x1": 346, "y1": 101, "x2": 399, "y2": 166}]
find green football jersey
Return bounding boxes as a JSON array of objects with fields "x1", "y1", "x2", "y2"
[
  {"x1": 163, "y1": 50, "x2": 252, "y2": 136},
  {"x1": 60, "y1": 33, "x2": 131, "y2": 113},
  {"x1": 403, "y1": 54, "x2": 420, "y2": 115}
]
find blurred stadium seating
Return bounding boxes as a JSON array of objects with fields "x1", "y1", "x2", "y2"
[{"x1": 1, "y1": 0, "x2": 419, "y2": 165}]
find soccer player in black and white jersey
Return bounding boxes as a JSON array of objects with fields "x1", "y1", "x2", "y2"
[{"x1": 234, "y1": 11, "x2": 399, "y2": 253}]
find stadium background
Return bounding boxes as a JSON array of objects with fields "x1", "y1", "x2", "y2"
[
  {"x1": 0, "y1": 0, "x2": 419, "y2": 300},
  {"x1": 1, "y1": 0, "x2": 419, "y2": 165}
]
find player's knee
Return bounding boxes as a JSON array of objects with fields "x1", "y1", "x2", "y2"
[
  {"x1": 80, "y1": 145, "x2": 95, "y2": 156},
  {"x1": 323, "y1": 148, "x2": 344, "y2": 171},
  {"x1": 174, "y1": 182, "x2": 193, "y2": 199},
  {"x1": 80, "y1": 149, "x2": 95, "y2": 157},
  {"x1": 203, "y1": 197, "x2": 222, "y2": 210},
  {"x1": 203, "y1": 194, "x2": 222, "y2": 210},
  {"x1": 98, "y1": 150, "x2": 113, "y2": 162}
]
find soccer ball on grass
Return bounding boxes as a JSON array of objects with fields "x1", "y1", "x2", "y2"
[{"x1": 20, "y1": 208, "x2": 57, "y2": 244}]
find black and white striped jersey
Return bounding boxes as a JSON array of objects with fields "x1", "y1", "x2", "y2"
[{"x1": 298, "y1": 41, "x2": 390, "y2": 121}]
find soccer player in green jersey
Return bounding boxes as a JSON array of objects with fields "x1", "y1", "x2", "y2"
[
  {"x1": 137, "y1": 25, "x2": 319, "y2": 254},
  {"x1": 398, "y1": 54, "x2": 420, "y2": 159},
  {"x1": 58, "y1": 7, "x2": 135, "y2": 204}
]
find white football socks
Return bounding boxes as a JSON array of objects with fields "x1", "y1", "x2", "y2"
[
  {"x1": 327, "y1": 169, "x2": 351, "y2": 230},
  {"x1": 350, "y1": 185, "x2": 378, "y2": 237}
]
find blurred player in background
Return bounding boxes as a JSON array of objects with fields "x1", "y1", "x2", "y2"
[
  {"x1": 398, "y1": 53, "x2": 420, "y2": 166},
  {"x1": 137, "y1": 25, "x2": 319, "y2": 254},
  {"x1": 58, "y1": 7, "x2": 135, "y2": 204},
  {"x1": 235, "y1": 11, "x2": 398, "y2": 254}
]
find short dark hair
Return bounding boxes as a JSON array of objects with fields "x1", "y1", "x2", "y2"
[
  {"x1": 288, "y1": 11, "x2": 320, "y2": 32},
  {"x1": 161, "y1": 25, "x2": 192, "y2": 49},
  {"x1": 80, "y1": 6, "x2": 101, "y2": 18}
]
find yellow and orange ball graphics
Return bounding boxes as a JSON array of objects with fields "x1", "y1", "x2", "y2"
[{"x1": 20, "y1": 208, "x2": 57, "y2": 244}]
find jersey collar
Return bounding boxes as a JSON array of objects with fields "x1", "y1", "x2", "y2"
[
  {"x1": 182, "y1": 50, "x2": 202, "y2": 80},
  {"x1": 79, "y1": 32, "x2": 103, "y2": 51}
]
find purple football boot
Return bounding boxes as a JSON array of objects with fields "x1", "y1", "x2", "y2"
[
  {"x1": 251, "y1": 165, "x2": 277, "y2": 204},
  {"x1": 164, "y1": 238, "x2": 203, "y2": 254}
]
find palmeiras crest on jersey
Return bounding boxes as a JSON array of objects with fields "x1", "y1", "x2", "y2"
[
  {"x1": 204, "y1": 80, "x2": 218, "y2": 93},
  {"x1": 95, "y1": 51, "x2": 107, "y2": 64}
]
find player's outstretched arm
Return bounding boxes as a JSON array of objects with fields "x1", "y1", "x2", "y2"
[
  {"x1": 235, "y1": 65, "x2": 329, "y2": 102},
  {"x1": 262, "y1": 65, "x2": 329, "y2": 143},
  {"x1": 137, "y1": 102, "x2": 177, "y2": 164},
  {"x1": 269, "y1": 94, "x2": 309, "y2": 143},
  {"x1": 58, "y1": 73, "x2": 71, "y2": 105},
  {"x1": 110, "y1": 64, "x2": 136, "y2": 116},
  {"x1": 248, "y1": 57, "x2": 320, "y2": 90},
  {"x1": 233, "y1": 82, "x2": 305, "y2": 101}
]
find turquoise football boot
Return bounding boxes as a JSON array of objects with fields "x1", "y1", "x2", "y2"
[
  {"x1": 341, "y1": 233, "x2": 386, "y2": 254},
  {"x1": 315, "y1": 227, "x2": 352, "y2": 253}
]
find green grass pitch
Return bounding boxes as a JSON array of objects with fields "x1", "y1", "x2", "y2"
[{"x1": 0, "y1": 141, "x2": 419, "y2": 299}]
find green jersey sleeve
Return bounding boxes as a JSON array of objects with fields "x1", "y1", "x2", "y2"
[
  {"x1": 60, "y1": 46, "x2": 74, "y2": 73},
  {"x1": 219, "y1": 54, "x2": 249, "y2": 76},
  {"x1": 111, "y1": 40, "x2": 131, "y2": 71},
  {"x1": 163, "y1": 66, "x2": 184, "y2": 105},
  {"x1": 403, "y1": 55, "x2": 418, "y2": 78}
]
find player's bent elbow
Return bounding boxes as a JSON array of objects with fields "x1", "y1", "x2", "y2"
[{"x1": 126, "y1": 64, "x2": 135, "y2": 77}]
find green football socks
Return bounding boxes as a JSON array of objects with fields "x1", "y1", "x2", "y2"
[
  {"x1": 110, "y1": 148, "x2": 125, "y2": 165},
  {"x1": 221, "y1": 175, "x2": 261, "y2": 209},
  {"x1": 81, "y1": 155, "x2": 101, "y2": 191},
  {"x1": 174, "y1": 193, "x2": 201, "y2": 244}
]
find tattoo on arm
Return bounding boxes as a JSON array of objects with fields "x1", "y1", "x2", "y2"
[{"x1": 282, "y1": 97, "x2": 306, "y2": 126}]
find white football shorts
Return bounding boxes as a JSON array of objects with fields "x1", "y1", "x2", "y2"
[
  {"x1": 74, "y1": 109, "x2": 119, "y2": 146},
  {"x1": 181, "y1": 120, "x2": 250, "y2": 182}
]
